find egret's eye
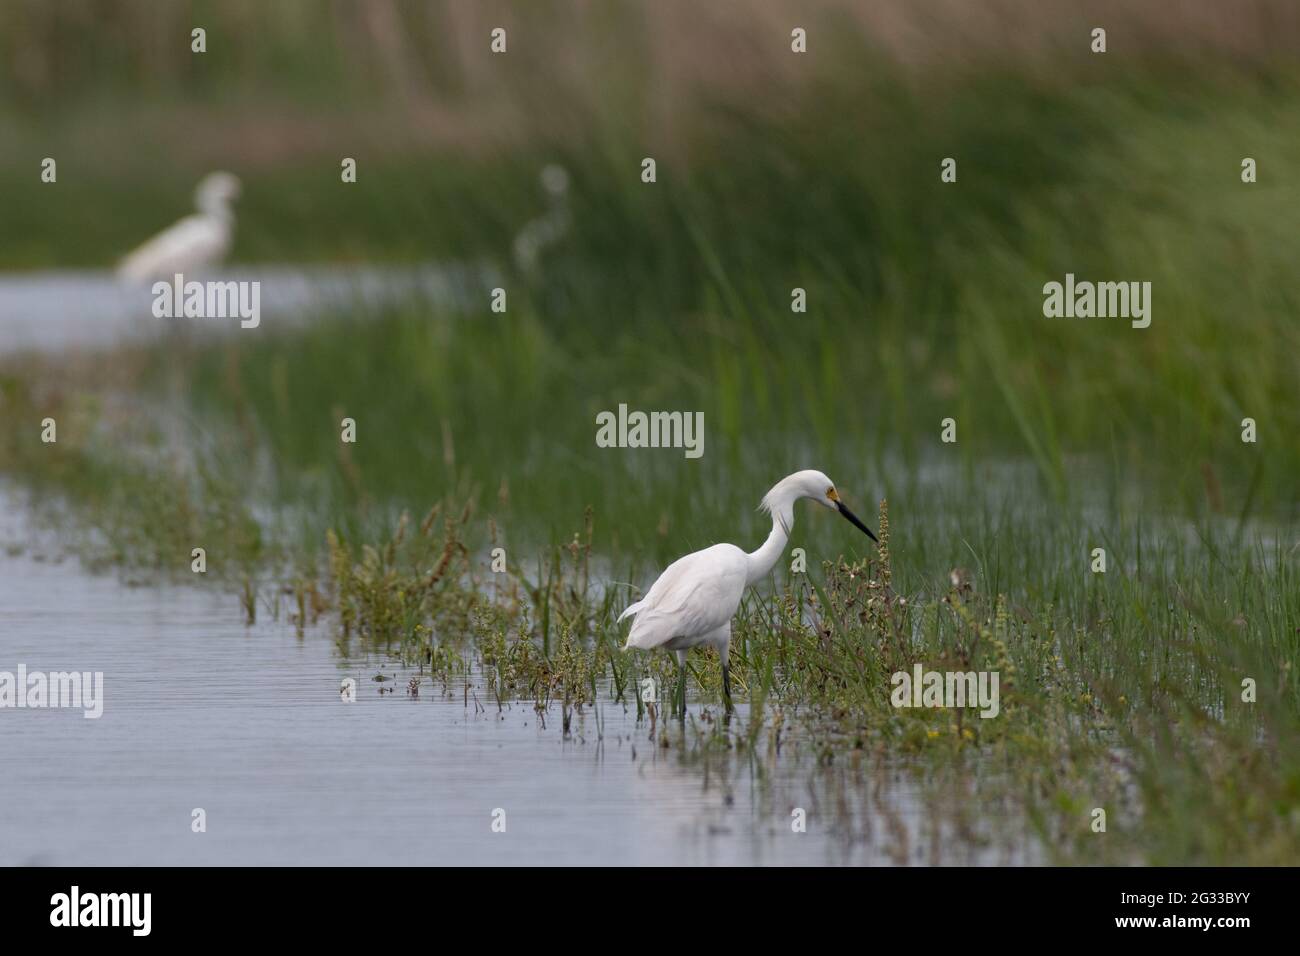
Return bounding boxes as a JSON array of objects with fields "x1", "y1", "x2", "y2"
[{"x1": 826, "y1": 487, "x2": 839, "y2": 502}]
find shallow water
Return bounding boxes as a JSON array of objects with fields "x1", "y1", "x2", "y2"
[
  {"x1": 0, "y1": 263, "x2": 494, "y2": 356},
  {"x1": 0, "y1": 495, "x2": 1039, "y2": 866},
  {"x1": 0, "y1": 266, "x2": 1047, "y2": 866}
]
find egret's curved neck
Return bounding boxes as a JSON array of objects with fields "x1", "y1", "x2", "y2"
[
  {"x1": 747, "y1": 503, "x2": 793, "y2": 585},
  {"x1": 197, "y1": 194, "x2": 234, "y2": 221},
  {"x1": 205, "y1": 203, "x2": 234, "y2": 222}
]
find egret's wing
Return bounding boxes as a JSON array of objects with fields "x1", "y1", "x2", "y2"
[
  {"x1": 117, "y1": 214, "x2": 229, "y2": 281},
  {"x1": 624, "y1": 545, "x2": 747, "y2": 649}
]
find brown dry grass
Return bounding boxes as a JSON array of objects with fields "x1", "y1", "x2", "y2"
[{"x1": 4, "y1": 0, "x2": 1298, "y2": 161}]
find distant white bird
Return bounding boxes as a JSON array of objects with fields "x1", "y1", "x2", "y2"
[
  {"x1": 621, "y1": 470, "x2": 878, "y2": 715},
  {"x1": 117, "y1": 171, "x2": 241, "y2": 282},
  {"x1": 512, "y1": 164, "x2": 570, "y2": 273}
]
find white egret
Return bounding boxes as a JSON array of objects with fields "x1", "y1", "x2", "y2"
[
  {"x1": 512, "y1": 164, "x2": 570, "y2": 273},
  {"x1": 620, "y1": 469, "x2": 877, "y2": 715},
  {"x1": 117, "y1": 172, "x2": 242, "y2": 283}
]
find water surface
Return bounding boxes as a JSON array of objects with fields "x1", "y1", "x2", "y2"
[
  {"x1": 0, "y1": 263, "x2": 492, "y2": 356},
  {"x1": 0, "y1": 493, "x2": 1041, "y2": 866}
]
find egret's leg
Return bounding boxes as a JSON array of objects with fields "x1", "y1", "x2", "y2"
[
  {"x1": 719, "y1": 632, "x2": 733, "y2": 714},
  {"x1": 707, "y1": 625, "x2": 735, "y2": 714},
  {"x1": 675, "y1": 649, "x2": 688, "y2": 717}
]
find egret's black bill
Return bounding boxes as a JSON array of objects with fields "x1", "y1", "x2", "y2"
[{"x1": 836, "y1": 501, "x2": 879, "y2": 543}]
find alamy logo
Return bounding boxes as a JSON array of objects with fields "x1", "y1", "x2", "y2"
[
  {"x1": 50, "y1": 886, "x2": 151, "y2": 936},
  {"x1": 595, "y1": 403, "x2": 704, "y2": 459},
  {"x1": 152, "y1": 272, "x2": 260, "y2": 328},
  {"x1": 890, "y1": 664, "x2": 1000, "y2": 718},
  {"x1": 1042, "y1": 273, "x2": 1151, "y2": 328},
  {"x1": 0, "y1": 665, "x2": 104, "y2": 718}
]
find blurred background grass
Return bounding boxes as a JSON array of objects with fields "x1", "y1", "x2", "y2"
[{"x1": 0, "y1": 0, "x2": 1296, "y2": 559}]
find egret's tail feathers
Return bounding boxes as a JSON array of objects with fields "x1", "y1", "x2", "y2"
[
  {"x1": 617, "y1": 599, "x2": 646, "y2": 623},
  {"x1": 116, "y1": 254, "x2": 151, "y2": 284},
  {"x1": 619, "y1": 599, "x2": 648, "y2": 653}
]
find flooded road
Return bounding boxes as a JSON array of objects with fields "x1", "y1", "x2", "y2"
[{"x1": 0, "y1": 492, "x2": 1036, "y2": 866}]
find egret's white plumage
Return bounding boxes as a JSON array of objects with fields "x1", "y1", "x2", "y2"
[
  {"x1": 621, "y1": 543, "x2": 747, "y2": 650},
  {"x1": 512, "y1": 164, "x2": 571, "y2": 273},
  {"x1": 621, "y1": 469, "x2": 877, "y2": 712},
  {"x1": 117, "y1": 172, "x2": 241, "y2": 283}
]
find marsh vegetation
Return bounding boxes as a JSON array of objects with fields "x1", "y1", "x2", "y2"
[{"x1": 1, "y1": 0, "x2": 1296, "y2": 864}]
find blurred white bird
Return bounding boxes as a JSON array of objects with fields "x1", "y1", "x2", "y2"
[
  {"x1": 621, "y1": 469, "x2": 877, "y2": 715},
  {"x1": 512, "y1": 164, "x2": 570, "y2": 273},
  {"x1": 117, "y1": 171, "x2": 241, "y2": 282}
]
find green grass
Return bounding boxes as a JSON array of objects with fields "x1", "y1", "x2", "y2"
[{"x1": 8, "y1": 60, "x2": 1289, "y2": 530}]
